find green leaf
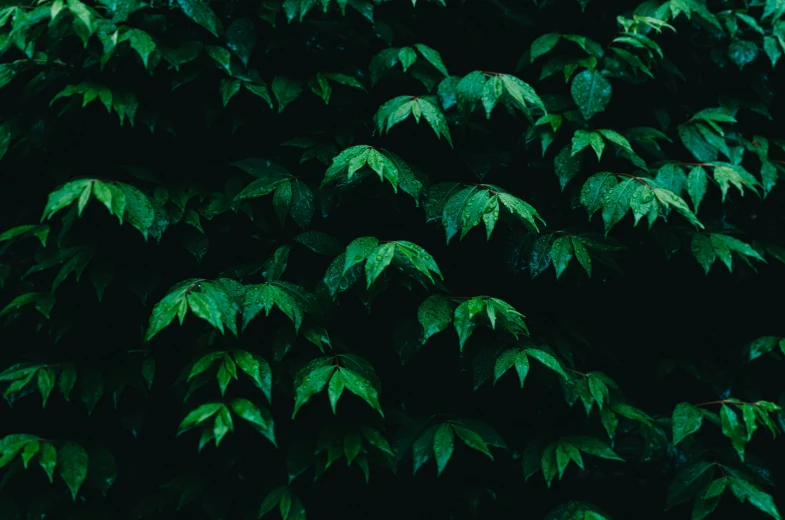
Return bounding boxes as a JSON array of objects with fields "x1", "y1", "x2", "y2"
[
  {"x1": 691, "y1": 233, "x2": 716, "y2": 275},
  {"x1": 497, "y1": 192, "x2": 544, "y2": 232},
  {"x1": 744, "y1": 336, "x2": 781, "y2": 362},
  {"x1": 580, "y1": 172, "x2": 618, "y2": 219},
  {"x1": 0, "y1": 292, "x2": 55, "y2": 319},
  {"x1": 39, "y1": 443, "x2": 57, "y2": 483},
  {"x1": 686, "y1": 166, "x2": 708, "y2": 213},
  {"x1": 629, "y1": 185, "x2": 657, "y2": 227},
  {"x1": 550, "y1": 236, "x2": 573, "y2": 279},
  {"x1": 293, "y1": 231, "x2": 343, "y2": 256},
  {"x1": 601, "y1": 177, "x2": 637, "y2": 234},
  {"x1": 118, "y1": 184, "x2": 155, "y2": 238},
  {"x1": 36, "y1": 368, "x2": 55, "y2": 407},
  {"x1": 229, "y1": 398, "x2": 275, "y2": 445},
  {"x1": 80, "y1": 370, "x2": 103, "y2": 415},
  {"x1": 327, "y1": 369, "x2": 345, "y2": 413},
  {"x1": 58, "y1": 442, "x2": 88, "y2": 501},
  {"x1": 433, "y1": 423, "x2": 454, "y2": 476},
  {"x1": 412, "y1": 425, "x2": 437, "y2": 475},
  {"x1": 259, "y1": 487, "x2": 286, "y2": 517},
  {"x1": 728, "y1": 475, "x2": 782, "y2": 520},
  {"x1": 571, "y1": 69, "x2": 612, "y2": 121},
  {"x1": 499, "y1": 74, "x2": 546, "y2": 116},
  {"x1": 452, "y1": 424, "x2": 493, "y2": 459},
  {"x1": 175, "y1": 0, "x2": 223, "y2": 37},
  {"x1": 272, "y1": 76, "x2": 304, "y2": 112},
  {"x1": 178, "y1": 402, "x2": 223, "y2": 435},
  {"x1": 764, "y1": 36, "x2": 782, "y2": 67},
  {"x1": 720, "y1": 404, "x2": 747, "y2": 461},
  {"x1": 398, "y1": 47, "x2": 417, "y2": 72},
  {"x1": 418, "y1": 295, "x2": 452, "y2": 343},
  {"x1": 86, "y1": 446, "x2": 117, "y2": 495},
  {"x1": 340, "y1": 366, "x2": 383, "y2": 416},
  {"x1": 361, "y1": 426, "x2": 394, "y2": 456},
  {"x1": 21, "y1": 441, "x2": 39, "y2": 468},
  {"x1": 413, "y1": 44, "x2": 449, "y2": 76},
  {"x1": 226, "y1": 17, "x2": 256, "y2": 67},
  {"x1": 233, "y1": 351, "x2": 272, "y2": 402},
  {"x1": 525, "y1": 349, "x2": 567, "y2": 379},
  {"x1": 216, "y1": 354, "x2": 237, "y2": 396},
  {"x1": 672, "y1": 402, "x2": 703, "y2": 445},
  {"x1": 344, "y1": 237, "x2": 378, "y2": 275},
  {"x1": 219, "y1": 78, "x2": 242, "y2": 107},
  {"x1": 570, "y1": 237, "x2": 592, "y2": 276},
  {"x1": 454, "y1": 298, "x2": 484, "y2": 350},
  {"x1": 567, "y1": 436, "x2": 624, "y2": 461},
  {"x1": 234, "y1": 173, "x2": 291, "y2": 201},
  {"x1": 459, "y1": 190, "x2": 490, "y2": 239},
  {"x1": 666, "y1": 459, "x2": 716, "y2": 509},
  {"x1": 0, "y1": 224, "x2": 49, "y2": 247},
  {"x1": 482, "y1": 196, "x2": 500, "y2": 240},
  {"x1": 289, "y1": 180, "x2": 314, "y2": 229},
  {"x1": 122, "y1": 29, "x2": 156, "y2": 70},
  {"x1": 365, "y1": 243, "x2": 395, "y2": 288},
  {"x1": 92, "y1": 182, "x2": 127, "y2": 224},
  {"x1": 713, "y1": 164, "x2": 760, "y2": 202},
  {"x1": 554, "y1": 144, "x2": 582, "y2": 191},
  {"x1": 728, "y1": 40, "x2": 758, "y2": 70},
  {"x1": 292, "y1": 358, "x2": 335, "y2": 418},
  {"x1": 42, "y1": 180, "x2": 93, "y2": 221},
  {"x1": 531, "y1": 33, "x2": 561, "y2": 62}
]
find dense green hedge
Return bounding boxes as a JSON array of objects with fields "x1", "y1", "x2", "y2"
[{"x1": 1, "y1": 0, "x2": 784, "y2": 518}]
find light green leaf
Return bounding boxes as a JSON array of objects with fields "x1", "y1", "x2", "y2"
[
  {"x1": 175, "y1": 0, "x2": 223, "y2": 37},
  {"x1": 178, "y1": 402, "x2": 223, "y2": 435},
  {"x1": 720, "y1": 404, "x2": 747, "y2": 461},
  {"x1": 728, "y1": 475, "x2": 782, "y2": 520},
  {"x1": 292, "y1": 358, "x2": 335, "y2": 418},
  {"x1": 58, "y1": 442, "x2": 88, "y2": 501},
  {"x1": 433, "y1": 423, "x2": 454, "y2": 477},
  {"x1": 497, "y1": 192, "x2": 544, "y2": 231},
  {"x1": 341, "y1": 367, "x2": 383, "y2": 416},
  {"x1": 691, "y1": 233, "x2": 716, "y2": 275},
  {"x1": 531, "y1": 33, "x2": 561, "y2": 62},
  {"x1": 398, "y1": 47, "x2": 417, "y2": 72},
  {"x1": 365, "y1": 243, "x2": 395, "y2": 288},
  {"x1": 672, "y1": 402, "x2": 703, "y2": 445},
  {"x1": 454, "y1": 298, "x2": 483, "y2": 351},
  {"x1": 571, "y1": 69, "x2": 612, "y2": 120},
  {"x1": 686, "y1": 166, "x2": 708, "y2": 213},
  {"x1": 418, "y1": 295, "x2": 452, "y2": 344},
  {"x1": 580, "y1": 172, "x2": 618, "y2": 219},
  {"x1": 344, "y1": 237, "x2": 378, "y2": 275},
  {"x1": 525, "y1": 349, "x2": 568, "y2": 379},
  {"x1": 229, "y1": 398, "x2": 275, "y2": 445},
  {"x1": 42, "y1": 179, "x2": 93, "y2": 221},
  {"x1": 39, "y1": 442, "x2": 57, "y2": 483},
  {"x1": 452, "y1": 424, "x2": 493, "y2": 459},
  {"x1": 550, "y1": 236, "x2": 573, "y2": 279},
  {"x1": 414, "y1": 43, "x2": 449, "y2": 76},
  {"x1": 601, "y1": 177, "x2": 637, "y2": 233},
  {"x1": 567, "y1": 435, "x2": 624, "y2": 461}
]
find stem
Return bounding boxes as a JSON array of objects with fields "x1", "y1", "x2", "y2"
[
  {"x1": 467, "y1": 183, "x2": 499, "y2": 195},
  {"x1": 693, "y1": 399, "x2": 749, "y2": 407},
  {"x1": 617, "y1": 173, "x2": 651, "y2": 187},
  {"x1": 675, "y1": 162, "x2": 716, "y2": 167}
]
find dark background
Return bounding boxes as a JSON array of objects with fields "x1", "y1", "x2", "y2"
[{"x1": 1, "y1": 0, "x2": 784, "y2": 518}]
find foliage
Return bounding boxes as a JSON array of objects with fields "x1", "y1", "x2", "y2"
[{"x1": 0, "y1": 0, "x2": 784, "y2": 519}]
